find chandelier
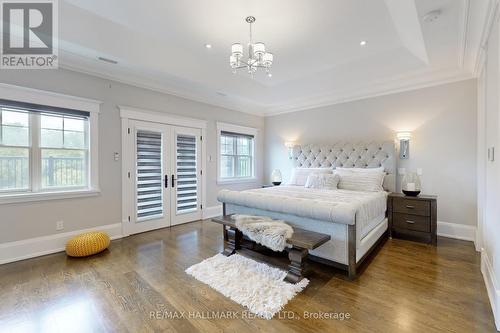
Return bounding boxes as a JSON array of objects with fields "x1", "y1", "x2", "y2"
[{"x1": 230, "y1": 16, "x2": 274, "y2": 77}]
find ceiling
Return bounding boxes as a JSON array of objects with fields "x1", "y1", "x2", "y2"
[{"x1": 58, "y1": 0, "x2": 490, "y2": 116}]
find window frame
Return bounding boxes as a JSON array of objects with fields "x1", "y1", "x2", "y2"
[
  {"x1": 217, "y1": 122, "x2": 258, "y2": 184},
  {"x1": 0, "y1": 84, "x2": 101, "y2": 204}
]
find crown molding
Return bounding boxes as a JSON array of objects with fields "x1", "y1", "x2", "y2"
[
  {"x1": 60, "y1": 60, "x2": 475, "y2": 118},
  {"x1": 473, "y1": 0, "x2": 500, "y2": 76},
  {"x1": 263, "y1": 70, "x2": 473, "y2": 116},
  {"x1": 58, "y1": 52, "x2": 474, "y2": 118},
  {"x1": 58, "y1": 61, "x2": 266, "y2": 117}
]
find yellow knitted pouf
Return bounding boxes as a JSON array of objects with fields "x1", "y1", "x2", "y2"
[{"x1": 65, "y1": 231, "x2": 110, "y2": 257}]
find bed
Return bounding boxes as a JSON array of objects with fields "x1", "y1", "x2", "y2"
[{"x1": 217, "y1": 142, "x2": 396, "y2": 279}]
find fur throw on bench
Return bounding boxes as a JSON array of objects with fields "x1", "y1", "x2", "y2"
[{"x1": 232, "y1": 215, "x2": 294, "y2": 252}]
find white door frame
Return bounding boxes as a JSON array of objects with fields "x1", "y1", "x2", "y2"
[{"x1": 120, "y1": 106, "x2": 207, "y2": 236}]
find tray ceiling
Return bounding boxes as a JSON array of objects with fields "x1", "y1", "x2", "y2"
[{"x1": 58, "y1": 0, "x2": 488, "y2": 115}]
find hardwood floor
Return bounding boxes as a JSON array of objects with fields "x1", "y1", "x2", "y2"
[{"x1": 0, "y1": 220, "x2": 495, "y2": 332}]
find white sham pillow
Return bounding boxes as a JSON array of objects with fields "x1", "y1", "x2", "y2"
[
  {"x1": 289, "y1": 167, "x2": 332, "y2": 186},
  {"x1": 305, "y1": 173, "x2": 340, "y2": 190},
  {"x1": 334, "y1": 168, "x2": 385, "y2": 192}
]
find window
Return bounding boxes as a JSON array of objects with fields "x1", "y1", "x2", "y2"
[
  {"x1": 0, "y1": 97, "x2": 98, "y2": 202},
  {"x1": 217, "y1": 122, "x2": 257, "y2": 183},
  {"x1": 40, "y1": 114, "x2": 88, "y2": 188}
]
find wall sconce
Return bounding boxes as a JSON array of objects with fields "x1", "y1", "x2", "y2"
[
  {"x1": 397, "y1": 132, "x2": 412, "y2": 159},
  {"x1": 284, "y1": 141, "x2": 295, "y2": 159}
]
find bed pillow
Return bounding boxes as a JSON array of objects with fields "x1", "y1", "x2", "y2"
[
  {"x1": 336, "y1": 166, "x2": 385, "y2": 173},
  {"x1": 305, "y1": 173, "x2": 340, "y2": 190},
  {"x1": 289, "y1": 167, "x2": 332, "y2": 186},
  {"x1": 334, "y1": 168, "x2": 385, "y2": 192}
]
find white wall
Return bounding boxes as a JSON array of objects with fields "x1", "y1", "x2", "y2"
[
  {"x1": 265, "y1": 79, "x2": 477, "y2": 228},
  {"x1": 0, "y1": 69, "x2": 264, "y2": 243}
]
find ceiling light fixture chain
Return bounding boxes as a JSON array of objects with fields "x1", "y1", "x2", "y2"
[{"x1": 230, "y1": 16, "x2": 274, "y2": 78}]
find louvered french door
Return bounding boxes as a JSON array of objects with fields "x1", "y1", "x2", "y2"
[
  {"x1": 171, "y1": 126, "x2": 202, "y2": 225},
  {"x1": 130, "y1": 121, "x2": 171, "y2": 234},
  {"x1": 128, "y1": 121, "x2": 201, "y2": 234}
]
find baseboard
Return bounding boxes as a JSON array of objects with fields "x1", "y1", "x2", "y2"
[
  {"x1": 0, "y1": 223, "x2": 123, "y2": 265},
  {"x1": 202, "y1": 205, "x2": 222, "y2": 219},
  {"x1": 437, "y1": 221, "x2": 476, "y2": 242},
  {"x1": 481, "y1": 249, "x2": 500, "y2": 330}
]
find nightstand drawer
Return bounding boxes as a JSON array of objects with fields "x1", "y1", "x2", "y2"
[
  {"x1": 393, "y1": 199, "x2": 430, "y2": 216},
  {"x1": 393, "y1": 213, "x2": 430, "y2": 232}
]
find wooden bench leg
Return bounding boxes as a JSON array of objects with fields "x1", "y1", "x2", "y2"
[
  {"x1": 285, "y1": 247, "x2": 309, "y2": 283},
  {"x1": 222, "y1": 226, "x2": 241, "y2": 256}
]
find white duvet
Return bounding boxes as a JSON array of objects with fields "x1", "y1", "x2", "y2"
[{"x1": 217, "y1": 186, "x2": 387, "y2": 230}]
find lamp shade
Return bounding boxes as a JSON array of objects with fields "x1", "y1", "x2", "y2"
[
  {"x1": 231, "y1": 43, "x2": 243, "y2": 57},
  {"x1": 229, "y1": 55, "x2": 238, "y2": 67},
  {"x1": 253, "y1": 42, "x2": 266, "y2": 57},
  {"x1": 262, "y1": 52, "x2": 273, "y2": 66},
  {"x1": 271, "y1": 169, "x2": 282, "y2": 186}
]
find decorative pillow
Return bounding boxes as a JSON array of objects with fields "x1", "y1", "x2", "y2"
[
  {"x1": 305, "y1": 173, "x2": 340, "y2": 190},
  {"x1": 334, "y1": 168, "x2": 385, "y2": 192},
  {"x1": 289, "y1": 167, "x2": 332, "y2": 186}
]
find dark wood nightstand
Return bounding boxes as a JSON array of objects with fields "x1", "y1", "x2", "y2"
[{"x1": 388, "y1": 193, "x2": 437, "y2": 245}]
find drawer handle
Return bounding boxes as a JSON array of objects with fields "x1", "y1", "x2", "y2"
[
  {"x1": 405, "y1": 205, "x2": 415, "y2": 209},
  {"x1": 406, "y1": 220, "x2": 415, "y2": 224}
]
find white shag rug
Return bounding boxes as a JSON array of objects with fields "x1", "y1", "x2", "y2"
[
  {"x1": 232, "y1": 214, "x2": 294, "y2": 252},
  {"x1": 185, "y1": 253, "x2": 309, "y2": 319}
]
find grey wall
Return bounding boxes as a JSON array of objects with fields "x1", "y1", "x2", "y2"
[
  {"x1": 0, "y1": 69, "x2": 264, "y2": 243},
  {"x1": 265, "y1": 79, "x2": 478, "y2": 227}
]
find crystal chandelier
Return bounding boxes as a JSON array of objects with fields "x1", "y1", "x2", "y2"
[{"x1": 230, "y1": 16, "x2": 274, "y2": 77}]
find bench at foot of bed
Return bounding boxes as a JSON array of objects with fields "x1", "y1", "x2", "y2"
[{"x1": 211, "y1": 214, "x2": 331, "y2": 283}]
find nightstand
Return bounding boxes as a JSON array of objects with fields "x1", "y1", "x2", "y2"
[{"x1": 388, "y1": 193, "x2": 437, "y2": 245}]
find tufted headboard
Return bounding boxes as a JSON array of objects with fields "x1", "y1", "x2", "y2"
[{"x1": 291, "y1": 141, "x2": 396, "y2": 192}]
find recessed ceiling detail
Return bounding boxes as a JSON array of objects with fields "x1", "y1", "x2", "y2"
[
  {"x1": 384, "y1": 0, "x2": 429, "y2": 64},
  {"x1": 57, "y1": 0, "x2": 486, "y2": 116}
]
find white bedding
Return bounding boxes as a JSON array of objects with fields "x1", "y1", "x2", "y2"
[{"x1": 217, "y1": 186, "x2": 387, "y2": 237}]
